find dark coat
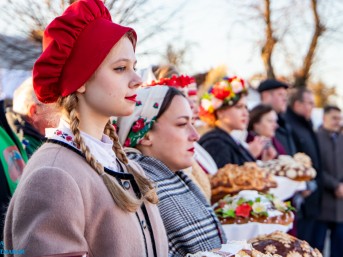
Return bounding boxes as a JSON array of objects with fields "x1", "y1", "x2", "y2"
[
  {"x1": 316, "y1": 126, "x2": 343, "y2": 222},
  {"x1": 198, "y1": 127, "x2": 255, "y2": 168},
  {"x1": 285, "y1": 107, "x2": 322, "y2": 218},
  {"x1": 275, "y1": 113, "x2": 297, "y2": 155}
]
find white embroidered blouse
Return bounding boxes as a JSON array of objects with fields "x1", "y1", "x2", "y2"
[{"x1": 46, "y1": 119, "x2": 118, "y2": 171}]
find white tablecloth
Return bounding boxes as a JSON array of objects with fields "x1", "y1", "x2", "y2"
[
  {"x1": 269, "y1": 176, "x2": 307, "y2": 200},
  {"x1": 223, "y1": 221, "x2": 293, "y2": 241}
]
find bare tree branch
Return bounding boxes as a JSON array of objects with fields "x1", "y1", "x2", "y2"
[
  {"x1": 261, "y1": 0, "x2": 276, "y2": 79},
  {"x1": 294, "y1": 0, "x2": 325, "y2": 87},
  {"x1": 224, "y1": 0, "x2": 342, "y2": 91}
]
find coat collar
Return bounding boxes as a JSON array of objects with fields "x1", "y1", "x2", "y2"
[
  {"x1": 318, "y1": 125, "x2": 340, "y2": 138},
  {"x1": 286, "y1": 107, "x2": 313, "y2": 129},
  {"x1": 214, "y1": 127, "x2": 255, "y2": 162},
  {"x1": 126, "y1": 150, "x2": 177, "y2": 180}
]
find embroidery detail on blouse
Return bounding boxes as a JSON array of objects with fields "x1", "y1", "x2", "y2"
[
  {"x1": 54, "y1": 129, "x2": 78, "y2": 148},
  {"x1": 47, "y1": 120, "x2": 118, "y2": 172}
]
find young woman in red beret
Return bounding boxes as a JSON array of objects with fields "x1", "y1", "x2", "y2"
[{"x1": 3, "y1": 0, "x2": 168, "y2": 256}]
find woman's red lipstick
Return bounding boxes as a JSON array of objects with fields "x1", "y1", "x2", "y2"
[
  {"x1": 187, "y1": 147, "x2": 195, "y2": 153},
  {"x1": 125, "y1": 94, "x2": 137, "y2": 102}
]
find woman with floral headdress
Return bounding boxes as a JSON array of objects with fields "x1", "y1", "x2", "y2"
[
  {"x1": 198, "y1": 76, "x2": 256, "y2": 168},
  {"x1": 117, "y1": 85, "x2": 226, "y2": 257},
  {"x1": 4, "y1": 0, "x2": 168, "y2": 256}
]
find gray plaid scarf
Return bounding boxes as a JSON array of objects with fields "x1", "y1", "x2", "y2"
[{"x1": 127, "y1": 151, "x2": 226, "y2": 257}]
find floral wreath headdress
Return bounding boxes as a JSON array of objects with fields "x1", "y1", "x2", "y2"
[
  {"x1": 149, "y1": 75, "x2": 197, "y2": 97},
  {"x1": 199, "y1": 76, "x2": 247, "y2": 126}
]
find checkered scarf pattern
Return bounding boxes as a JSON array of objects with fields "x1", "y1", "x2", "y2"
[{"x1": 127, "y1": 151, "x2": 226, "y2": 257}]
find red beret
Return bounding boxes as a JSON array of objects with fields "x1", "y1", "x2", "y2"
[{"x1": 33, "y1": 0, "x2": 137, "y2": 103}]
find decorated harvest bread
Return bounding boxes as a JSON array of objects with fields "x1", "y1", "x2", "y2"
[
  {"x1": 260, "y1": 153, "x2": 316, "y2": 181},
  {"x1": 185, "y1": 249, "x2": 254, "y2": 257},
  {"x1": 214, "y1": 190, "x2": 294, "y2": 226},
  {"x1": 185, "y1": 240, "x2": 255, "y2": 257},
  {"x1": 248, "y1": 231, "x2": 323, "y2": 257},
  {"x1": 185, "y1": 242, "x2": 285, "y2": 256},
  {"x1": 186, "y1": 231, "x2": 322, "y2": 257},
  {"x1": 211, "y1": 163, "x2": 277, "y2": 204}
]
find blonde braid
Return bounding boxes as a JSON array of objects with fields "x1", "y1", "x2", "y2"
[
  {"x1": 59, "y1": 94, "x2": 141, "y2": 212},
  {"x1": 104, "y1": 121, "x2": 129, "y2": 164},
  {"x1": 105, "y1": 121, "x2": 158, "y2": 204}
]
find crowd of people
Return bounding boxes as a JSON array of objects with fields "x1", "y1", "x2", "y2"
[{"x1": 0, "y1": 0, "x2": 342, "y2": 257}]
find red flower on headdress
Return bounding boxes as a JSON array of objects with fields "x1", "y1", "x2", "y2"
[
  {"x1": 124, "y1": 138, "x2": 131, "y2": 147},
  {"x1": 235, "y1": 203, "x2": 252, "y2": 218},
  {"x1": 132, "y1": 118, "x2": 145, "y2": 132},
  {"x1": 149, "y1": 75, "x2": 195, "y2": 88},
  {"x1": 211, "y1": 84, "x2": 231, "y2": 100},
  {"x1": 112, "y1": 123, "x2": 118, "y2": 132}
]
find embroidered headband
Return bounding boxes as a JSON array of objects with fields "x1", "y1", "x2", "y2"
[
  {"x1": 199, "y1": 76, "x2": 247, "y2": 126},
  {"x1": 117, "y1": 86, "x2": 169, "y2": 147}
]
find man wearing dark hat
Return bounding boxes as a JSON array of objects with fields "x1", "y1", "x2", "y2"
[{"x1": 258, "y1": 79, "x2": 297, "y2": 155}]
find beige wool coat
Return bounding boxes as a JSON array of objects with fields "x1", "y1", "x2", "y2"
[{"x1": 4, "y1": 142, "x2": 168, "y2": 257}]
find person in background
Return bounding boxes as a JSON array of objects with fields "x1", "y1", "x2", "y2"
[
  {"x1": 151, "y1": 68, "x2": 216, "y2": 200},
  {"x1": 0, "y1": 100, "x2": 27, "y2": 250},
  {"x1": 6, "y1": 77, "x2": 60, "y2": 157},
  {"x1": 285, "y1": 87, "x2": 322, "y2": 247},
  {"x1": 316, "y1": 105, "x2": 343, "y2": 257},
  {"x1": 198, "y1": 76, "x2": 256, "y2": 168},
  {"x1": 117, "y1": 86, "x2": 226, "y2": 257},
  {"x1": 247, "y1": 104, "x2": 286, "y2": 160},
  {"x1": 258, "y1": 79, "x2": 297, "y2": 155},
  {"x1": 4, "y1": 0, "x2": 168, "y2": 256}
]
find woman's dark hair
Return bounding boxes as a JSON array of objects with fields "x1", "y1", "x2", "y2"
[
  {"x1": 248, "y1": 104, "x2": 274, "y2": 131},
  {"x1": 156, "y1": 87, "x2": 185, "y2": 119}
]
